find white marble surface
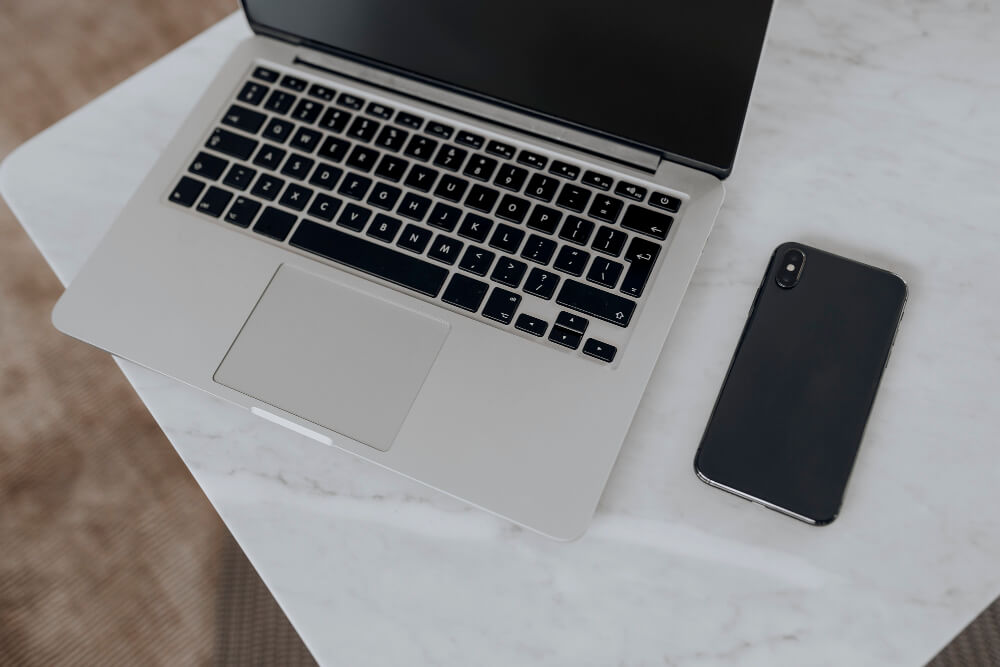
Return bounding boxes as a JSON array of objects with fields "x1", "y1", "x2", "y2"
[{"x1": 3, "y1": 3, "x2": 1000, "y2": 665}]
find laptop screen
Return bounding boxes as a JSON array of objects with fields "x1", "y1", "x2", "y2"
[{"x1": 242, "y1": 0, "x2": 773, "y2": 177}]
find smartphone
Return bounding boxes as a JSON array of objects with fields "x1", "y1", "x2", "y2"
[{"x1": 694, "y1": 242, "x2": 906, "y2": 525}]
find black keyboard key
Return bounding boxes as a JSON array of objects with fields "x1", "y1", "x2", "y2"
[
  {"x1": 588, "y1": 195, "x2": 624, "y2": 223},
  {"x1": 458, "y1": 213, "x2": 492, "y2": 243},
  {"x1": 428, "y1": 203, "x2": 462, "y2": 232},
  {"x1": 404, "y1": 135, "x2": 438, "y2": 161},
  {"x1": 291, "y1": 221, "x2": 448, "y2": 297},
  {"x1": 337, "y1": 93, "x2": 363, "y2": 110},
  {"x1": 404, "y1": 164, "x2": 439, "y2": 192},
  {"x1": 308, "y1": 163, "x2": 343, "y2": 190},
  {"x1": 254, "y1": 206, "x2": 297, "y2": 241},
  {"x1": 434, "y1": 174, "x2": 469, "y2": 202},
  {"x1": 621, "y1": 205, "x2": 673, "y2": 240},
  {"x1": 337, "y1": 203, "x2": 371, "y2": 231},
  {"x1": 262, "y1": 117, "x2": 294, "y2": 143},
  {"x1": 398, "y1": 192, "x2": 431, "y2": 221},
  {"x1": 526, "y1": 205, "x2": 562, "y2": 234},
  {"x1": 525, "y1": 173, "x2": 559, "y2": 202},
  {"x1": 279, "y1": 183, "x2": 313, "y2": 211},
  {"x1": 550, "y1": 160, "x2": 579, "y2": 180},
  {"x1": 221, "y1": 104, "x2": 266, "y2": 134},
  {"x1": 583, "y1": 338, "x2": 617, "y2": 363},
  {"x1": 520, "y1": 234, "x2": 557, "y2": 265},
  {"x1": 225, "y1": 196, "x2": 261, "y2": 227},
  {"x1": 582, "y1": 171, "x2": 613, "y2": 190},
  {"x1": 463, "y1": 154, "x2": 498, "y2": 181},
  {"x1": 426, "y1": 121, "x2": 454, "y2": 139},
  {"x1": 375, "y1": 125, "x2": 408, "y2": 152},
  {"x1": 189, "y1": 151, "x2": 227, "y2": 180},
  {"x1": 290, "y1": 127, "x2": 322, "y2": 153},
  {"x1": 427, "y1": 235, "x2": 463, "y2": 265},
  {"x1": 253, "y1": 144, "x2": 286, "y2": 170},
  {"x1": 318, "y1": 107, "x2": 351, "y2": 133},
  {"x1": 308, "y1": 83, "x2": 336, "y2": 101},
  {"x1": 496, "y1": 194, "x2": 530, "y2": 223},
  {"x1": 494, "y1": 164, "x2": 528, "y2": 192},
  {"x1": 280, "y1": 74, "x2": 307, "y2": 92},
  {"x1": 307, "y1": 193, "x2": 342, "y2": 221},
  {"x1": 456, "y1": 131, "x2": 484, "y2": 149},
  {"x1": 517, "y1": 150, "x2": 547, "y2": 170},
  {"x1": 485, "y1": 140, "x2": 515, "y2": 160},
  {"x1": 591, "y1": 226, "x2": 627, "y2": 256},
  {"x1": 433, "y1": 145, "x2": 468, "y2": 171},
  {"x1": 556, "y1": 311, "x2": 588, "y2": 334},
  {"x1": 223, "y1": 164, "x2": 256, "y2": 191},
  {"x1": 250, "y1": 173, "x2": 284, "y2": 201},
  {"x1": 489, "y1": 224, "x2": 524, "y2": 254},
  {"x1": 490, "y1": 256, "x2": 527, "y2": 288},
  {"x1": 458, "y1": 246, "x2": 495, "y2": 276},
  {"x1": 515, "y1": 314, "x2": 547, "y2": 337},
  {"x1": 557, "y1": 280, "x2": 635, "y2": 327},
  {"x1": 548, "y1": 325, "x2": 582, "y2": 350},
  {"x1": 366, "y1": 102, "x2": 393, "y2": 119},
  {"x1": 251, "y1": 67, "x2": 279, "y2": 83},
  {"x1": 442, "y1": 274, "x2": 489, "y2": 312},
  {"x1": 264, "y1": 90, "x2": 296, "y2": 115},
  {"x1": 346, "y1": 145, "x2": 379, "y2": 172},
  {"x1": 615, "y1": 181, "x2": 647, "y2": 202},
  {"x1": 348, "y1": 116, "x2": 380, "y2": 142},
  {"x1": 586, "y1": 257, "x2": 624, "y2": 288},
  {"x1": 368, "y1": 182, "x2": 401, "y2": 210},
  {"x1": 559, "y1": 216, "x2": 595, "y2": 245},
  {"x1": 620, "y1": 236, "x2": 660, "y2": 298},
  {"x1": 196, "y1": 186, "x2": 232, "y2": 217},
  {"x1": 367, "y1": 213, "x2": 401, "y2": 242},
  {"x1": 466, "y1": 184, "x2": 499, "y2": 213},
  {"x1": 280, "y1": 153, "x2": 315, "y2": 180},
  {"x1": 649, "y1": 192, "x2": 682, "y2": 213},
  {"x1": 374, "y1": 154, "x2": 409, "y2": 182},
  {"x1": 524, "y1": 268, "x2": 559, "y2": 300},
  {"x1": 291, "y1": 98, "x2": 322, "y2": 124},
  {"x1": 395, "y1": 111, "x2": 423, "y2": 129},
  {"x1": 556, "y1": 184, "x2": 591, "y2": 213},
  {"x1": 337, "y1": 173, "x2": 372, "y2": 200},
  {"x1": 397, "y1": 224, "x2": 432, "y2": 253},
  {"x1": 553, "y1": 246, "x2": 589, "y2": 276},
  {"x1": 317, "y1": 136, "x2": 349, "y2": 163},
  {"x1": 482, "y1": 288, "x2": 521, "y2": 325},
  {"x1": 237, "y1": 81, "x2": 268, "y2": 105},
  {"x1": 206, "y1": 128, "x2": 258, "y2": 160}
]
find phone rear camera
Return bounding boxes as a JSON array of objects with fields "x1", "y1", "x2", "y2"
[{"x1": 776, "y1": 248, "x2": 806, "y2": 289}]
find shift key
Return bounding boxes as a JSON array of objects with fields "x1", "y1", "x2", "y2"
[{"x1": 557, "y1": 280, "x2": 635, "y2": 327}]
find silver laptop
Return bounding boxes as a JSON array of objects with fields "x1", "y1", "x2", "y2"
[{"x1": 53, "y1": 0, "x2": 773, "y2": 539}]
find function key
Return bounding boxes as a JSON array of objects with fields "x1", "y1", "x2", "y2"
[
  {"x1": 583, "y1": 338, "x2": 617, "y2": 363},
  {"x1": 395, "y1": 111, "x2": 424, "y2": 129},
  {"x1": 337, "y1": 92, "x2": 363, "y2": 110},
  {"x1": 517, "y1": 150, "x2": 548, "y2": 170},
  {"x1": 366, "y1": 102, "x2": 393, "y2": 119},
  {"x1": 280, "y1": 74, "x2": 307, "y2": 92},
  {"x1": 649, "y1": 192, "x2": 682, "y2": 213},
  {"x1": 456, "y1": 131, "x2": 485, "y2": 149},
  {"x1": 550, "y1": 160, "x2": 580, "y2": 180},
  {"x1": 169, "y1": 176, "x2": 205, "y2": 207},
  {"x1": 614, "y1": 181, "x2": 647, "y2": 202},
  {"x1": 426, "y1": 121, "x2": 454, "y2": 140},
  {"x1": 308, "y1": 83, "x2": 336, "y2": 101},
  {"x1": 486, "y1": 140, "x2": 515, "y2": 160},
  {"x1": 251, "y1": 66, "x2": 279, "y2": 82},
  {"x1": 582, "y1": 171, "x2": 612, "y2": 190}
]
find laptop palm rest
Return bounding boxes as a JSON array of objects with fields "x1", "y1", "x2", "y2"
[{"x1": 214, "y1": 264, "x2": 449, "y2": 452}]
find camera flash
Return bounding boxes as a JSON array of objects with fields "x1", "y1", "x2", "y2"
[{"x1": 786, "y1": 263, "x2": 796, "y2": 271}]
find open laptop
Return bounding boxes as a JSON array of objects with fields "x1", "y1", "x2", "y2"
[{"x1": 53, "y1": 0, "x2": 773, "y2": 540}]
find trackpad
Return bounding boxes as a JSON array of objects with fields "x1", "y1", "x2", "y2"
[{"x1": 214, "y1": 264, "x2": 449, "y2": 451}]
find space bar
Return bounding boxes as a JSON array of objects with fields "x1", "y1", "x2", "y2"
[{"x1": 289, "y1": 221, "x2": 448, "y2": 298}]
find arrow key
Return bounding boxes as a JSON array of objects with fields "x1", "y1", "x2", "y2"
[
  {"x1": 549, "y1": 325, "x2": 582, "y2": 350},
  {"x1": 583, "y1": 338, "x2": 617, "y2": 363}
]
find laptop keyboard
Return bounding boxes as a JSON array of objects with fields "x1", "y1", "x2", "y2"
[{"x1": 168, "y1": 64, "x2": 684, "y2": 364}]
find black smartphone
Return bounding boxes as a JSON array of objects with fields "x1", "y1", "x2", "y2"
[{"x1": 694, "y1": 242, "x2": 906, "y2": 525}]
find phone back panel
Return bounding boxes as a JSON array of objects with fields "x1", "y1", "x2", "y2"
[{"x1": 695, "y1": 242, "x2": 906, "y2": 523}]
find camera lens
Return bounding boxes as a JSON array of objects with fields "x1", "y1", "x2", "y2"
[{"x1": 776, "y1": 248, "x2": 805, "y2": 288}]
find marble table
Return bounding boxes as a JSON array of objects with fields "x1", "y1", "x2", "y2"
[{"x1": 3, "y1": 3, "x2": 999, "y2": 665}]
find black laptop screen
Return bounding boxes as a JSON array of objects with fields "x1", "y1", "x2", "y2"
[{"x1": 242, "y1": 0, "x2": 773, "y2": 177}]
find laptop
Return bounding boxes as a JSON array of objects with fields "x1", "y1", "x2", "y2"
[{"x1": 53, "y1": 0, "x2": 773, "y2": 539}]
